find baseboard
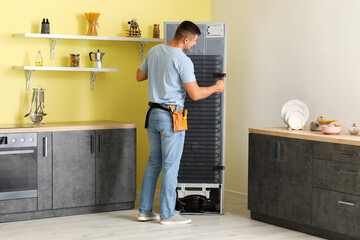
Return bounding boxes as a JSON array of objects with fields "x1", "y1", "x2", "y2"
[
  {"x1": 136, "y1": 189, "x2": 248, "y2": 203},
  {"x1": 225, "y1": 189, "x2": 248, "y2": 202}
]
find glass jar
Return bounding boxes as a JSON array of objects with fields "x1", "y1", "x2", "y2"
[
  {"x1": 70, "y1": 54, "x2": 80, "y2": 67},
  {"x1": 153, "y1": 24, "x2": 160, "y2": 38},
  {"x1": 87, "y1": 22, "x2": 98, "y2": 36}
]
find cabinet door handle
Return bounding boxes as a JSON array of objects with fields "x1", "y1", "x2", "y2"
[
  {"x1": 43, "y1": 137, "x2": 48, "y2": 157},
  {"x1": 277, "y1": 142, "x2": 281, "y2": 162},
  {"x1": 272, "y1": 142, "x2": 276, "y2": 161},
  {"x1": 338, "y1": 170, "x2": 358, "y2": 176},
  {"x1": 99, "y1": 135, "x2": 103, "y2": 153},
  {"x1": 338, "y1": 200, "x2": 356, "y2": 207},
  {"x1": 91, "y1": 135, "x2": 95, "y2": 153},
  {"x1": 272, "y1": 142, "x2": 281, "y2": 162},
  {"x1": 339, "y1": 152, "x2": 357, "y2": 157}
]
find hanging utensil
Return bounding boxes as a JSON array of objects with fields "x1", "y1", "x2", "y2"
[
  {"x1": 37, "y1": 88, "x2": 47, "y2": 116},
  {"x1": 41, "y1": 89, "x2": 47, "y2": 116},
  {"x1": 24, "y1": 89, "x2": 36, "y2": 117},
  {"x1": 30, "y1": 89, "x2": 40, "y2": 123}
]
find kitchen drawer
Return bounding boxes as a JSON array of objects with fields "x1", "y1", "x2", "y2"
[
  {"x1": 0, "y1": 198, "x2": 37, "y2": 214},
  {"x1": 312, "y1": 188, "x2": 360, "y2": 238},
  {"x1": 313, "y1": 159, "x2": 360, "y2": 196},
  {"x1": 313, "y1": 142, "x2": 360, "y2": 165}
]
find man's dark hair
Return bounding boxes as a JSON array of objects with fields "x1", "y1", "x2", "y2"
[{"x1": 174, "y1": 21, "x2": 201, "y2": 40}]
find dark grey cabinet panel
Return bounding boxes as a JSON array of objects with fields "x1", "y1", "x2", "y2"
[
  {"x1": 248, "y1": 133, "x2": 278, "y2": 216},
  {"x1": 248, "y1": 134, "x2": 312, "y2": 225},
  {"x1": 312, "y1": 188, "x2": 360, "y2": 238},
  {"x1": 37, "y1": 132, "x2": 53, "y2": 210},
  {"x1": 277, "y1": 137, "x2": 312, "y2": 225},
  {"x1": 53, "y1": 131, "x2": 96, "y2": 209},
  {"x1": 313, "y1": 142, "x2": 360, "y2": 165},
  {"x1": 96, "y1": 129, "x2": 136, "y2": 205},
  {"x1": 313, "y1": 159, "x2": 360, "y2": 196},
  {"x1": 0, "y1": 198, "x2": 37, "y2": 214}
]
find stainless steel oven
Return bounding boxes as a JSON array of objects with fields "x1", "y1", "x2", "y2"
[{"x1": 0, "y1": 133, "x2": 37, "y2": 200}]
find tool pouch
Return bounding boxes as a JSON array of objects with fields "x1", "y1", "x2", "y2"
[
  {"x1": 145, "y1": 102, "x2": 188, "y2": 132},
  {"x1": 171, "y1": 109, "x2": 188, "y2": 132}
]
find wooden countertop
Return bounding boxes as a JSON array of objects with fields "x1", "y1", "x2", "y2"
[
  {"x1": 249, "y1": 127, "x2": 360, "y2": 146},
  {"x1": 0, "y1": 121, "x2": 136, "y2": 133}
]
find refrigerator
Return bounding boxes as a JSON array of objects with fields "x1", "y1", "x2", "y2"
[{"x1": 164, "y1": 22, "x2": 227, "y2": 214}]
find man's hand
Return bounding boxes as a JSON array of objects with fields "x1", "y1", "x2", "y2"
[
  {"x1": 215, "y1": 80, "x2": 226, "y2": 93},
  {"x1": 184, "y1": 79, "x2": 227, "y2": 101}
]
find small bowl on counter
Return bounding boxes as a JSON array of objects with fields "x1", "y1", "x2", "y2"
[{"x1": 322, "y1": 125, "x2": 342, "y2": 135}]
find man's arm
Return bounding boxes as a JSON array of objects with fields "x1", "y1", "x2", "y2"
[
  {"x1": 184, "y1": 80, "x2": 226, "y2": 101},
  {"x1": 136, "y1": 68, "x2": 148, "y2": 82}
]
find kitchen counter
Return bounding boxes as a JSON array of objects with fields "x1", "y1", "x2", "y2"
[
  {"x1": 0, "y1": 121, "x2": 136, "y2": 133},
  {"x1": 249, "y1": 127, "x2": 360, "y2": 147}
]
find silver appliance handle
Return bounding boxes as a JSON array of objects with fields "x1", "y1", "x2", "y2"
[
  {"x1": 0, "y1": 150, "x2": 34, "y2": 156},
  {"x1": 0, "y1": 190, "x2": 37, "y2": 201},
  {"x1": 338, "y1": 200, "x2": 356, "y2": 206}
]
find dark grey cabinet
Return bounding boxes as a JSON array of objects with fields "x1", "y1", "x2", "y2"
[
  {"x1": 312, "y1": 188, "x2": 360, "y2": 238},
  {"x1": 248, "y1": 134, "x2": 278, "y2": 216},
  {"x1": 95, "y1": 129, "x2": 136, "y2": 205},
  {"x1": 249, "y1": 132, "x2": 360, "y2": 240},
  {"x1": 312, "y1": 142, "x2": 360, "y2": 239},
  {"x1": 277, "y1": 136, "x2": 312, "y2": 225},
  {"x1": 0, "y1": 126, "x2": 136, "y2": 223},
  {"x1": 37, "y1": 132, "x2": 52, "y2": 210},
  {"x1": 248, "y1": 133, "x2": 312, "y2": 225},
  {"x1": 53, "y1": 129, "x2": 136, "y2": 209},
  {"x1": 53, "y1": 130, "x2": 96, "y2": 209}
]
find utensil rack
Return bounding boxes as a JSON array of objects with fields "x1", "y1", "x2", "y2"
[{"x1": 13, "y1": 66, "x2": 118, "y2": 91}]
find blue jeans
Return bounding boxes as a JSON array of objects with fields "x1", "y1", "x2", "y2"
[{"x1": 139, "y1": 106, "x2": 185, "y2": 219}]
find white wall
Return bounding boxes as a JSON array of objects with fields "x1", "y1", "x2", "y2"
[{"x1": 212, "y1": 0, "x2": 360, "y2": 196}]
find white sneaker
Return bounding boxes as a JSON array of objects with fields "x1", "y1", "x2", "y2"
[
  {"x1": 137, "y1": 212, "x2": 160, "y2": 221},
  {"x1": 160, "y1": 212, "x2": 192, "y2": 225}
]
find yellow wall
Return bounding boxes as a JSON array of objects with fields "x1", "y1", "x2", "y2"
[{"x1": 1, "y1": 0, "x2": 210, "y2": 191}]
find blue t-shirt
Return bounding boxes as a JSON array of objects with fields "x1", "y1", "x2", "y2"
[{"x1": 140, "y1": 44, "x2": 196, "y2": 106}]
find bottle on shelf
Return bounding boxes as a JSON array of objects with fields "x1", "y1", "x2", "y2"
[{"x1": 35, "y1": 50, "x2": 43, "y2": 66}]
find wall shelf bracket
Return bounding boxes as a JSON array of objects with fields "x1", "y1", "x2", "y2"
[
  {"x1": 90, "y1": 72, "x2": 99, "y2": 91},
  {"x1": 51, "y1": 38, "x2": 60, "y2": 59},
  {"x1": 26, "y1": 70, "x2": 35, "y2": 91},
  {"x1": 140, "y1": 41, "x2": 149, "y2": 61}
]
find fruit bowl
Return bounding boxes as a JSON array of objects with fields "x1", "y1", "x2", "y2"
[{"x1": 322, "y1": 125, "x2": 342, "y2": 135}]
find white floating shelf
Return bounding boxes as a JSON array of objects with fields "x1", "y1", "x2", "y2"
[
  {"x1": 14, "y1": 33, "x2": 163, "y2": 42},
  {"x1": 14, "y1": 66, "x2": 118, "y2": 72},
  {"x1": 14, "y1": 66, "x2": 118, "y2": 91},
  {"x1": 14, "y1": 33, "x2": 163, "y2": 60}
]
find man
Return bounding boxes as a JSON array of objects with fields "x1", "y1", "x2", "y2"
[{"x1": 136, "y1": 21, "x2": 226, "y2": 225}]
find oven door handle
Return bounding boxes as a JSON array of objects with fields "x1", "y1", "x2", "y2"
[{"x1": 0, "y1": 150, "x2": 34, "y2": 155}]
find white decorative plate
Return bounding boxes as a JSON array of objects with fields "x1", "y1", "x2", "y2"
[
  {"x1": 281, "y1": 100, "x2": 309, "y2": 127},
  {"x1": 288, "y1": 112, "x2": 305, "y2": 130}
]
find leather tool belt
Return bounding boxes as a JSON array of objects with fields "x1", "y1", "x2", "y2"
[{"x1": 145, "y1": 102, "x2": 188, "y2": 131}]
